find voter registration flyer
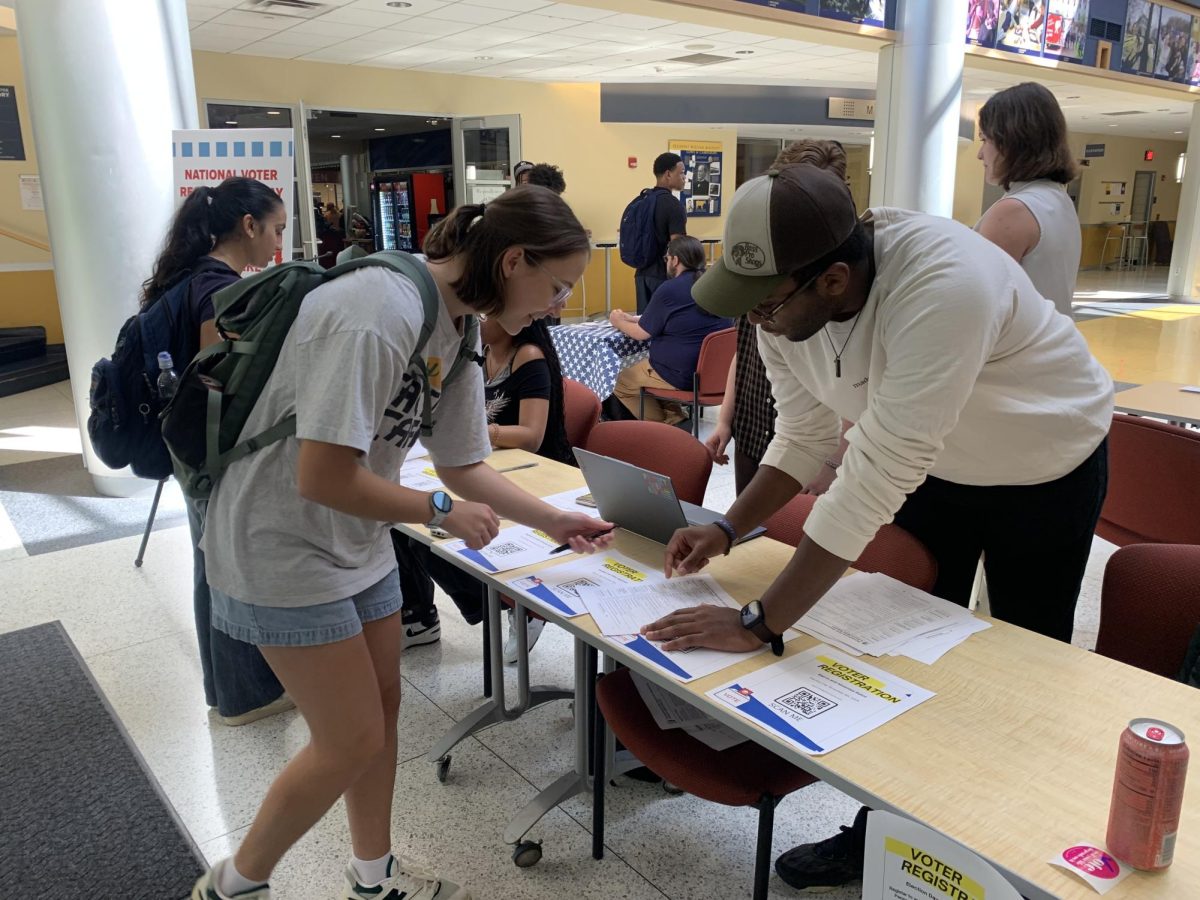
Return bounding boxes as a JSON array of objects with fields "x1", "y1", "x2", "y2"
[{"x1": 706, "y1": 645, "x2": 934, "y2": 755}]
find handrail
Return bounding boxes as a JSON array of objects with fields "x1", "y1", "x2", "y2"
[{"x1": 0, "y1": 226, "x2": 51, "y2": 253}]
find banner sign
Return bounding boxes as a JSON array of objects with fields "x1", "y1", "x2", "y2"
[{"x1": 171, "y1": 128, "x2": 295, "y2": 264}]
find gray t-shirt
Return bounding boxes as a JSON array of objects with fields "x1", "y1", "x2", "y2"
[{"x1": 203, "y1": 265, "x2": 489, "y2": 607}]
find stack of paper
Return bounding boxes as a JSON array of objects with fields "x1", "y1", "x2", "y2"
[
  {"x1": 575, "y1": 575, "x2": 739, "y2": 636},
  {"x1": 398, "y1": 456, "x2": 443, "y2": 492},
  {"x1": 442, "y1": 525, "x2": 560, "y2": 574},
  {"x1": 796, "y1": 572, "x2": 990, "y2": 664},
  {"x1": 632, "y1": 672, "x2": 747, "y2": 751}
]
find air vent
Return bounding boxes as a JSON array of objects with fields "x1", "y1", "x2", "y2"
[
  {"x1": 235, "y1": 0, "x2": 328, "y2": 20},
  {"x1": 1088, "y1": 18, "x2": 1121, "y2": 42},
  {"x1": 1102, "y1": 110, "x2": 1146, "y2": 117},
  {"x1": 666, "y1": 53, "x2": 733, "y2": 66}
]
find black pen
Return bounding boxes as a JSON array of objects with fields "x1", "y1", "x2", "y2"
[{"x1": 549, "y1": 527, "x2": 615, "y2": 554}]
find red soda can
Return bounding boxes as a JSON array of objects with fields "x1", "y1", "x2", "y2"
[{"x1": 1106, "y1": 718, "x2": 1189, "y2": 870}]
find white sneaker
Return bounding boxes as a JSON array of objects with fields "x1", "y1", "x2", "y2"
[
  {"x1": 503, "y1": 609, "x2": 545, "y2": 665},
  {"x1": 216, "y1": 694, "x2": 295, "y2": 728},
  {"x1": 190, "y1": 867, "x2": 271, "y2": 899},
  {"x1": 342, "y1": 855, "x2": 470, "y2": 899}
]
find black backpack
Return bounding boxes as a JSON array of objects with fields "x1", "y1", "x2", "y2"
[
  {"x1": 86, "y1": 265, "x2": 217, "y2": 480},
  {"x1": 161, "y1": 251, "x2": 479, "y2": 500},
  {"x1": 619, "y1": 188, "x2": 668, "y2": 270}
]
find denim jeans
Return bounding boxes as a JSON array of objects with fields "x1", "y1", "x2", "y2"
[{"x1": 186, "y1": 496, "x2": 285, "y2": 716}]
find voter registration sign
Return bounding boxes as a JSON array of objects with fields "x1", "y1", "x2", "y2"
[
  {"x1": 864, "y1": 810, "x2": 1022, "y2": 900},
  {"x1": 171, "y1": 128, "x2": 295, "y2": 263}
]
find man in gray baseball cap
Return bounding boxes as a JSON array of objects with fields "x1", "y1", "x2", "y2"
[{"x1": 641, "y1": 163, "x2": 1114, "y2": 890}]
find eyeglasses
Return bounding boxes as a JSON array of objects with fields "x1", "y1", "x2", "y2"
[
  {"x1": 532, "y1": 259, "x2": 573, "y2": 308},
  {"x1": 755, "y1": 273, "x2": 818, "y2": 324}
]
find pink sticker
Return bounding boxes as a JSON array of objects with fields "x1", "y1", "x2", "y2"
[
  {"x1": 1063, "y1": 846, "x2": 1121, "y2": 879},
  {"x1": 1148, "y1": 726, "x2": 1165, "y2": 741}
]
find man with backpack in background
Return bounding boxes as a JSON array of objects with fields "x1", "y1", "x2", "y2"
[{"x1": 622, "y1": 152, "x2": 686, "y2": 313}]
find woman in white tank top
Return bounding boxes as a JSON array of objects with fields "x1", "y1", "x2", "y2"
[{"x1": 975, "y1": 82, "x2": 1081, "y2": 319}]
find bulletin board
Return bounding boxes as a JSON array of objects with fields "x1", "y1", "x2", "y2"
[{"x1": 669, "y1": 140, "x2": 723, "y2": 218}]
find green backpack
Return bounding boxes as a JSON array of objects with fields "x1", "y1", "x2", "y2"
[{"x1": 161, "y1": 251, "x2": 479, "y2": 500}]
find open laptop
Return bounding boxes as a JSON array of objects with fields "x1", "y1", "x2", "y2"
[{"x1": 573, "y1": 447, "x2": 766, "y2": 546}]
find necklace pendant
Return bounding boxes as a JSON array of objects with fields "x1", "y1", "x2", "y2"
[{"x1": 835, "y1": 358, "x2": 842, "y2": 378}]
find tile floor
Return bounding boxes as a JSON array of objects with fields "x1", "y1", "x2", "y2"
[{"x1": 0, "y1": 380, "x2": 1118, "y2": 899}]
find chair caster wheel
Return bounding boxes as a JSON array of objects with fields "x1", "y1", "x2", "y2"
[
  {"x1": 435, "y1": 756, "x2": 451, "y2": 783},
  {"x1": 512, "y1": 840, "x2": 543, "y2": 867}
]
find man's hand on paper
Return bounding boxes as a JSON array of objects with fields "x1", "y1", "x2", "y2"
[
  {"x1": 663, "y1": 524, "x2": 727, "y2": 577},
  {"x1": 641, "y1": 605, "x2": 762, "y2": 653},
  {"x1": 547, "y1": 511, "x2": 616, "y2": 554}
]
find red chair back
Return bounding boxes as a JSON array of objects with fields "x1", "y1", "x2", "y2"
[
  {"x1": 584, "y1": 420, "x2": 712, "y2": 505},
  {"x1": 1097, "y1": 414, "x2": 1200, "y2": 546},
  {"x1": 1096, "y1": 543, "x2": 1200, "y2": 678},
  {"x1": 562, "y1": 378, "x2": 600, "y2": 450},
  {"x1": 764, "y1": 494, "x2": 937, "y2": 591},
  {"x1": 694, "y1": 326, "x2": 737, "y2": 403}
]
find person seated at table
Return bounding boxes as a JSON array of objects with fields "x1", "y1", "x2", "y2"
[
  {"x1": 392, "y1": 317, "x2": 574, "y2": 661},
  {"x1": 641, "y1": 164, "x2": 1113, "y2": 892},
  {"x1": 607, "y1": 235, "x2": 732, "y2": 426}
]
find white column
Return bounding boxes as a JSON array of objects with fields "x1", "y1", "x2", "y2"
[
  {"x1": 870, "y1": 0, "x2": 969, "y2": 215},
  {"x1": 15, "y1": 0, "x2": 198, "y2": 496},
  {"x1": 1167, "y1": 101, "x2": 1200, "y2": 299}
]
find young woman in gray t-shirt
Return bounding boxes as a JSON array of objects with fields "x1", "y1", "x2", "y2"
[{"x1": 192, "y1": 187, "x2": 612, "y2": 900}]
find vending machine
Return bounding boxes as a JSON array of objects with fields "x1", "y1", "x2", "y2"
[{"x1": 370, "y1": 175, "x2": 414, "y2": 252}]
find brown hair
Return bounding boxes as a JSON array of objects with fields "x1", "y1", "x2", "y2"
[
  {"x1": 771, "y1": 139, "x2": 848, "y2": 181},
  {"x1": 423, "y1": 185, "x2": 590, "y2": 316},
  {"x1": 978, "y1": 82, "x2": 1077, "y2": 189}
]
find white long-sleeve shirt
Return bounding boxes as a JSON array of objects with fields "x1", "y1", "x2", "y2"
[{"x1": 758, "y1": 207, "x2": 1113, "y2": 562}]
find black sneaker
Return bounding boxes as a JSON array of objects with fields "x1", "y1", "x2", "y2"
[
  {"x1": 775, "y1": 806, "x2": 868, "y2": 893},
  {"x1": 402, "y1": 606, "x2": 441, "y2": 649}
]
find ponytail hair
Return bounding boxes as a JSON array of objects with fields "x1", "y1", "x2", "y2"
[
  {"x1": 140, "y1": 176, "x2": 283, "y2": 309},
  {"x1": 423, "y1": 185, "x2": 589, "y2": 317}
]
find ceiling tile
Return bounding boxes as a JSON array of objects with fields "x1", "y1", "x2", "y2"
[
  {"x1": 207, "y1": 9, "x2": 296, "y2": 30},
  {"x1": 555, "y1": 22, "x2": 670, "y2": 45},
  {"x1": 384, "y1": 17, "x2": 474, "y2": 36},
  {"x1": 500, "y1": 12, "x2": 584, "y2": 31},
  {"x1": 186, "y1": 0, "x2": 243, "y2": 8},
  {"x1": 422, "y1": 26, "x2": 534, "y2": 50},
  {"x1": 535, "y1": 3, "x2": 615, "y2": 21},
  {"x1": 188, "y1": 5, "x2": 228, "y2": 25},
  {"x1": 301, "y1": 43, "x2": 393, "y2": 62},
  {"x1": 461, "y1": 0, "x2": 555, "y2": 10},
  {"x1": 249, "y1": 28, "x2": 341, "y2": 48},
  {"x1": 237, "y1": 40, "x2": 311, "y2": 58},
  {"x1": 421, "y1": 4, "x2": 516, "y2": 24},
  {"x1": 313, "y1": 7, "x2": 402, "y2": 26},
  {"x1": 602, "y1": 13, "x2": 676, "y2": 30},
  {"x1": 344, "y1": 0, "x2": 452, "y2": 14},
  {"x1": 703, "y1": 30, "x2": 779, "y2": 45},
  {"x1": 190, "y1": 22, "x2": 278, "y2": 47},
  {"x1": 669, "y1": 22, "x2": 726, "y2": 38},
  {"x1": 279, "y1": 18, "x2": 376, "y2": 37}
]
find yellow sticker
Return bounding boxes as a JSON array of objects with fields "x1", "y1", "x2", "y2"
[{"x1": 426, "y1": 357, "x2": 443, "y2": 390}]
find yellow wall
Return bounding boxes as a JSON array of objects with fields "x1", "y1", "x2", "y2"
[
  {"x1": 0, "y1": 37, "x2": 59, "y2": 342},
  {"x1": 952, "y1": 132, "x2": 986, "y2": 227}
]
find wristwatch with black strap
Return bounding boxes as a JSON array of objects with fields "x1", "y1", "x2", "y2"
[
  {"x1": 740, "y1": 599, "x2": 784, "y2": 656},
  {"x1": 426, "y1": 490, "x2": 453, "y2": 528}
]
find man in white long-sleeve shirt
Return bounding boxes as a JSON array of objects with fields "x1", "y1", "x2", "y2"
[{"x1": 641, "y1": 164, "x2": 1113, "y2": 892}]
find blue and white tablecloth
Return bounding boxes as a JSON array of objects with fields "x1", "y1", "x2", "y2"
[{"x1": 550, "y1": 323, "x2": 648, "y2": 400}]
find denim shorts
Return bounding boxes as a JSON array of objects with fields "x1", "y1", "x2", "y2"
[{"x1": 210, "y1": 568, "x2": 402, "y2": 648}]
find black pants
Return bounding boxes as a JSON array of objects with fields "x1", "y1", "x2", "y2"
[
  {"x1": 392, "y1": 530, "x2": 485, "y2": 625},
  {"x1": 734, "y1": 446, "x2": 761, "y2": 496},
  {"x1": 634, "y1": 274, "x2": 665, "y2": 315},
  {"x1": 892, "y1": 439, "x2": 1108, "y2": 643}
]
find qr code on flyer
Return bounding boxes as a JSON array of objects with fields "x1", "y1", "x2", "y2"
[
  {"x1": 489, "y1": 542, "x2": 524, "y2": 557},
  {"x1": 774, "y1": 687, "x2": 837, "y2": 719}
]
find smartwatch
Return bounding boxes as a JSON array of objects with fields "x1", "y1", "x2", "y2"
[
  {"x1": 426, "y1": 490, "x2": 453, "y2": 528},
  {"x1": 740, "y1": 599, "x2": 784, "y2": 656}
]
